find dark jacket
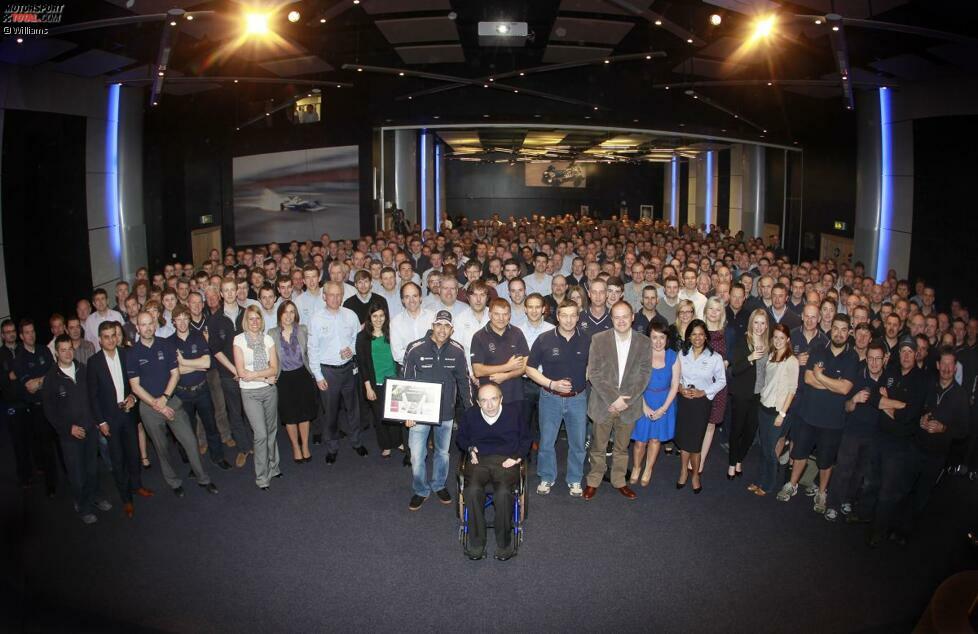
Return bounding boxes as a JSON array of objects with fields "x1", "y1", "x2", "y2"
[
  {"x1": 87, "y1": 349, "x2": 133, "y2": 426},
  {"x1": 456, "y1": 402, "x2": 531, "y2": 459},
  {"x1": 401, "y1": 336, "x2": 472, "y2": 421},
  {"x1": 727, "y1": 335, "x2": 758, "y2": 400},
  {"x1": 11, "y1": 344, "x2": 54, "y2": 405},
  {"x1": 355, "y1": 328, "x2": 398, "y2": 389},
  {"x1": 42, "y1": 361, "x2": 95, "y2": 436}
]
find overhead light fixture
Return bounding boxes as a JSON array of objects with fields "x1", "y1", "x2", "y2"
[
  {"x1": 654, "y1": 20, "x2": 662, "y2": 26},
  {"x1": 320, "y1": 18, "x2": 326, "y2": 23},
  {"x1": 604, "y1": 59, "x2": 610, "y2": 64},
  {"x1": 265, "y1": 112, "x2": 270, "y2": 116},
  {"x1": 336, "y1": 84, "x2": 341, "y2": 88},
  {"x1": 244, "y1": 12, "x2": 270, "y2": 35},
  {"x1": 15, "y1": 37, "x2": 23, "y2": 44},
  {"x1": 645, "y1": 55, "x2": 652, "y2": 60},
  {"x1": 665, "y1": 86, "x2": 670, "y2": 90},
  {"x1": 814, "y1": 18, "x2": 822, "y2": 25},
  {"x1": 158, "y1": 70, "x2": 165, "y2": 77},
  {"x1": 513, "y1": 90, "x2": 519, "y2": 93},
  {"x1": 432, "y1": 115, "x2": 439, "y2": 119},
  {"x1": 186, "y1": 14, "x2": 193, "y2": 20},
  {"x1": 483, "y1": 114, "x2": 489, "y2": 118},
  {"x1": 357, "y1": 67, "x2": 363, "y2": 71},
  {"x1": 496, "y1": 23, "x2": 510, "y2": 34},
  {"x1": 152, "y1": 101, "x2": 158, "y2": 106},
  {"x1": 398, "y1": 71, "x2": 404, "y2": 76},
  {"x1": 519, "y1": 72, "x2": 525, "y2": 76},
  {"x1": 287, "y1": 11, "x2": 300, "y2": 23},
  {"x1": 169, "y1": 20, "x2": 177, "y2": 26},
  {"x1": 478, "y1": 21, "x2": 528, "y2": 45},
  {"x1": 233, "y1": 79, "x2": 239, "y2": 83},
  {"x1": 687, "y1": 38, "x2": 693, "y2": 43},
  {"x1": 408, "y1": 96, "x2": 412, "y2": 100},
  {"x1": 752, "y1": 15, "x2": 776, "y2": 39},
  {"x1": 767, "y1": 81, "x2": 773, "y2": 86},
  {"x1": 353, "y1": 0, "x2": 360, "y2": 4},
  {"x1": 593, "y1": 106, "x2": 598, "y2": 110},
  {"x1": 710, "y1": 14, "x2": 722, "y2": 26},
  {"x1": 483, "y1": 84, "x2": 488, "y2": 88},
  {"x1": 832, "y1": 25, "x2": 839, "y2": 31},
  {"x1": 488, "y1": 78, "x2": 494, "y2": 82}
]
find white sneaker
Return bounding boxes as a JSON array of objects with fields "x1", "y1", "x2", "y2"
[
  {"x1": 536, "y1": 481, "x2": 553, "y2": 495},
  {"x1": 568, "y1": 483, "x2": 583, "y2": 497},
  {"x1": 824, "y1": 508, "x2": 838, "y2": 521},
  {"x1": 813, "y1": 491, "x2": 827, "y2": 514},
  {"x1": 804, "y1": 484, "x2": 818, "y2": 497},
  {"x1": 841, "y1": 502, "x2": 852, "y2": 515},
  {"x1": 776, "y1": 482, "x2": 798, "y2": 502}
]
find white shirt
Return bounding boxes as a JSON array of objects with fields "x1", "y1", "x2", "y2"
[
  {"x1": 390, "y1": 308, "x2": 435, "y2": 364},
  {"x1": 84, "y1": 309, "x2": 125, "y2": 346},
  {"x1": 614, "y1": 331, "x2": 632, "y2": 387},
  {"x1": 679, "y1": 348, "x2": 727, "y2": 400},
  {"x1": 60, "y1": 362, "x2": 76, "y2": 382},
  {"x1": 452, "y1": 307, "x2": 489, "y2": 373},
  {"x1": 104, "y1": 349, "x2": 125, "y2": 402},
  {"x1": 375, "y1": 286, "x2": 403, "y2": 317},
  {"x1": 307, "y1": 307, "x2": 361, "y2": 380},
  {"x1": 481, "y1": 409, "x2": 502, "y2": 426},
  {"x1": 678, "y1": 289, "x2": 707, "y2": 319},
  {"x1": 259, "y1": 301, "x2": 281, "y2": 335},
  {"x1": 232, "y1": 333, "x2": 275, "y2": 390},
  {"x1": 517, "y1": 318, "x2": 554, "y2": 351},
  {"x1": 524, "y1": 273, "x2": 553, "y2": 297}
]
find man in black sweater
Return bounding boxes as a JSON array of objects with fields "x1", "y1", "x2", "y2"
[{"x1": 456, "y1": 383, "x2": 531, "y2": 561}]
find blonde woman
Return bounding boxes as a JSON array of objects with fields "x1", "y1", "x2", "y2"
[
  {"x1": 669, "y1": 299, "x2": 696, "y2": 350},
  {"x1": 698, "y1": 296, "x2": 730, "y2": 473},
  {"x1": 566, "y1": 285, "x2": 588, "y2": 313},
  {"x1": 727, "y1": 309, "x2": 770, "y2": 479},
  {"x1": 233, "y1": 306, "x2": 281, "y2": 490}
]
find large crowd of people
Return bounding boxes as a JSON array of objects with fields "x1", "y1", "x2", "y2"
[{"x1": 2, "y1": 213, "x2": 975, "y2": 559}]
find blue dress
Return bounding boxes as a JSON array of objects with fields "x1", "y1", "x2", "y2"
[{"x1": 631, "y1": 349, "x2": 678, "y2": 442}]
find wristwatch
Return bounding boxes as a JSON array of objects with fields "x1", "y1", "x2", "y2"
[
  {"x1": 778, "y1": 410, "x2": 786, "y2": 417},
  {"x1": 163, "y1": 393, "x2": 172, "y2": 400}
]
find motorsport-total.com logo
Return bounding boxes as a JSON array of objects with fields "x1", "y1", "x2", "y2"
[{"x1": 3, "y1": 3, "x2": 65, "y2": 38}]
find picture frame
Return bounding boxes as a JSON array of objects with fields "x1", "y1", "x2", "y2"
[{"x1": 383, "y1": 378, "x2": 444, "y2": 425}]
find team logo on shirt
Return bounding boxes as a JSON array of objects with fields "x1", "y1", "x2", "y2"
[
  {"x1": 886, "y1": 377, "x2": 895, "y2": 388},
  {"x1": 580, "y1": 322, "x2": 588, "y2": 330},
  {"x1": 488, "y1": 342, "x2": 496, "y2": 353},
  {"x1": 157, "y1": 351, "x2": 165, "y2": 361},
  {"x1": 552, "y1": 348, "x2": 560, "y2": 356},
  {"x1": 58, "y1": 387, "x2": 67, "y2": 398},
  {"x1": 190, "y1": 344, "x2": 198, "y2": 354}
]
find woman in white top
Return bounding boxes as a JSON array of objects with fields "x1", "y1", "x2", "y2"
[
  {"x1": 674, "y1": 320, "x2": 726, "y2": 494},
  {"x1": 749, "y1": 323, "x2": 799, "y2": 496},
  {"x1": 233, "y1": 305, "x2": 281, "y2": 490}
]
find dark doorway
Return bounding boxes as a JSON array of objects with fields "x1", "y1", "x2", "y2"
[{"x1": 2, "y1": 109, "x2": 91, "y2": 327}]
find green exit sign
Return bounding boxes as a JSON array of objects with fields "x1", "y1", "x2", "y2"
[
  {"x1": 200, "y1": 214, "x2": 214, "y2": 225},
  {"x1": 833, "y1": 221, "x2": 847, "y2": 231}
]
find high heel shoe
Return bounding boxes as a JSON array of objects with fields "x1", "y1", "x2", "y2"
[
  {"x1": 727, "y1": 470, "x2": 736, "y2": 481},
  {"x1": 676, "y1": 480, "x2": 687, "y2": 490},
  {"x1": 693, "y1": 485, "x2": 703, "y2": 494},
  {"x1": 628, "y1": 469, "x2": 640, "y2": 486},
  {"x1": 640, "y1": 466, "x2": 653, "y2": 487},
  {"x1": 735, "y1": 470, "x2": 743, "y2": 478},
  {"x1": 141, "y1": 457, "x2": 151, "y2": 470}
]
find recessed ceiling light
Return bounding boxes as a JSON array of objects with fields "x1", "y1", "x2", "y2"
[
  {"x1": 832, "y1": 25, "x2": 839, "y2": 31},
  {"x1": 433, "y1": 115, "x2": 439, "y2": 119},
  {"x1": 584, "y1": 116, "x2": 591, "y2": 119},
  {"x1": 593, "y1": 106, "x2": 598, "y2": 110},
  {"x1": 679, "y1": 123, "x2": 685, "y2": 126},
  {"x1": 287, "y1": 11, "x2": 300, "y2": 23},
  {"x1": 169, "y1": 20, "x2": 177, "y2": 26},
  {"x1": 353, "y1": 0, "x2": 360, "y2": 4},
  {"x1": 320, "y1": 18, "x2": 326, "y2": 23},
  {"x1": 763, "y1": 129, "x2": 767, "y2": 132},
  {"x1": 15, "y1": 37, "x2": 23, "y2": 44},
  {"x1": 483, "y1": 114, "x2": 490, "y2": 118},
  {"x1": 687, "y1": 38, "x2": 693, "y2": 43},
  {"x1": 645, "y1": 55, "x2": 652, "y2": 60},
  {"x1": 654, "y1": 20, "x2": 662, "y2": 26},
  {"x1": 767, "y1": 81, "x2": 773, "y2": 86},
  {"x1": 158, "y1": 71, "x2": 165, "y2": 77},
  {"x1": 233, "y1": 79, "x2": 239, "y2": 83},
  {"x1": 709, "y1": 14, "x2": 722, "y2": 26},
  {"x1": 265, "y1": 112, "x2": 270, "y2": 116},
  {"x1": 519, "y1": 72, "x2": 525, "y2": 76},
  {"x1": 633, "y1": 119, "x2": 639, "y2": 122},
  {"x1": 398, "y1": 72, "x2": 404, "y2": 76},
  {"x1": 336, "y1": 84, "x2": 341, "y2": 88},
  {"x1": 483, "y1": 84, "x2": 488, "y2": 88},
  {"x1": 357, "y1": 67, "x2": 363, "y2": 72},
  {"x1": 814, "y1": 18, "x2": 822, "y2": 25},
  {"x1": 604, "y1": 59, "x2": 610, "y2": 64},
  {"x1": 152, "y1": 101, "x2": 158, "y2": 106},
  {"x1": 665, "y1": 86, "x2": 670, "y2": 90},
  {"x1": 488, "y1": 78, "x2": 494, "y2": 82},
  {"x1": 408, "y1": 96, "x2": 412, "y2": 100},
  {"x1": 513, "y1": 90, "x2": 519, "y2": 93},
  {"x1": 186, "y1": 14, "x2": 193, "y2": 20}
]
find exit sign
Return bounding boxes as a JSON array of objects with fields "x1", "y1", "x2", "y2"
[
  {"x1": 833, "y1": 221, "x2": 847, "y2": 231},
  {"x1": 200, "y1": 214, "x2": 214, "y2": 225}
]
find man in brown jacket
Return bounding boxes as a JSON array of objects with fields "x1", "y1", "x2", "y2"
[{"x1": 583, "y1": 301, "x2": 653, "y2": 500}]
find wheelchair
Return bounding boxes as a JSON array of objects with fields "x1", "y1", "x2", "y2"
[{"x1": 456, "y1": 456, "x2": 528, "y2": 554}]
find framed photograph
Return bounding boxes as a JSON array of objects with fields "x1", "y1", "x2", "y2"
[
  {"x1": 640, "y1": 204, "x2": 654, "y2": 220},
  {"x1": 383, "y1": 379, "x2": 443, "y2": 425}
]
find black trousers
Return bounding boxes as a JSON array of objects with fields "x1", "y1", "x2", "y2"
[
  {"x1": 27, "y1": 404, "x2": 60, "y2": 494},
  {"x1": 523, "y1": 379, "x2": 541, "y2": 444},
  {"x1": 872, "y1": 434, "x2": 916, "y2": 537},
  {"x1": 105, "y1": 408, "x2": 142, "y2": 503},
  {"x1": 729, "y1": 394, "x2": 759, "y2": 467},
  {"x1": 3, "y1": 405, "x2": 32, "y2": 485},
  {"x1": 364, "y1": 382, "x2": 403, "y2": 451},
  {"x1": 827, "y1": 430, "x2": 880, "y2": 512},
  {"x1": 318, "y1": 363, "x2": 363, "y2": 454},
  {"x1": 59, "y1": 429, "x2": 98, "y2": 515},
  {"x1": 462, "y1": 455, "x2": 520, "y2": 555}
]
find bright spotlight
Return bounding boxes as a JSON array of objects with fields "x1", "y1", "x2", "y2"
[
  {"x1": 287, "y1": 11, "x2": 300, "y2": 23},
  {"x1": 753, "y1": 15, "x2": 776, "y2": 39},
  {"x1": 709, "y1": 14, "x2": 722, "y2": 26},
  {"x1": 496, "y1": 23, "x2": 510, "y2": 34},
  {"x1": 245, "y1": 12, "x2": 270, "y2": 35}
]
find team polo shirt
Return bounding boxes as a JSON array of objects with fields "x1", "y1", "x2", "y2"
[
  {"x1": 127, "y1": 337, "x2": 178, "y2": 397},
  {"x1": 527, "y1": 328, "x2": 589, "y2": 393},
  {"x1": 207, "y1": 314, "x2": 238, "y2": 379},
  {"x1": 172, "y1": 331, "x2": 209, "y2": 387},
  {"x1": 843, "y1": 364, "x2": 883, "y2": 434},
  {"x1": 797, "y1": 341, "x2": 859, "y2": 429},
  {"x1": 877, "y1": 364, "x2": 928, "y2": 439},
  {"x1": 470, "y1": 323, "x2": 529, "y2": 404},
  {"x1": 577, "y1": 308, "x2": 611, "y2": 341}
]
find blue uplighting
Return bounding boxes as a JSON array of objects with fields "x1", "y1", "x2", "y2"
[
  {"x1": 434, "y1": 141, "x2": 441, "y2": 232},
  {"x1": 704, "y1": 151, "x2": 714, "y2": 230},
  {"x1": 419, "y1": 130, "x2": 427, "y2": 232},
  {"x1": 106, "y1": 83, "x2": 122, "y2": 261},
  {"x1": 877, "y1": 87, "x2": 892, "y2": 283},
  {"x1": 670, "y1": 156, "x2": 678, "y2": 226}
]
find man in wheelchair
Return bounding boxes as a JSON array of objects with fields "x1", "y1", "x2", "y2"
[{"x1": 456, "y1": 383, "x2": 531, "y2": 561}]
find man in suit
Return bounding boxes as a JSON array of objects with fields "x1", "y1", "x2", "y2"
[
  {"x1": 768, "y1": 283, "x2": 802, "y2": 331},
  {"x1": 88, "y1": 321, "x2": 153, "y2": 518},
  {"x1": 583, "y1": 301, "x2": 653, "y2": 500}
]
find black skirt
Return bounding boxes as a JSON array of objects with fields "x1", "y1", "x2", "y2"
[
  {"x1": 277, "y1": 366, "x2": 319, "y2": 425},
  {"x1": 674, "y1": 394, "x2": 712, "y2": 453}
]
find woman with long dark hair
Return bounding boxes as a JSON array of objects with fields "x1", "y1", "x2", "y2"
[
  {"x1": 749, "y1": 323, "x2": 799, "y2": 496},
  {"x1": 268, "y1": 300, "x2": 318, "y2": 463},
  {"x1": 674, "y1": 320, "x2": 726, "y2": 493},
  {"x1": 355, "y1": 298, "x2": 402, "y2": 458},
  {"x1": 727, "y1": 309, "x2": 770, "y2": 479}
]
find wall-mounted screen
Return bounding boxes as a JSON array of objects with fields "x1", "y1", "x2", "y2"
[
  {"x1": 233, "y1": 145, "x2": 359, "y2": 244},
  {"x1": 524, "y1": 161, "x2": 586, "y2": 188}
]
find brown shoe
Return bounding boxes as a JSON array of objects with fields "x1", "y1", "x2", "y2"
[
  {"x1": 198, "y1": 444, "x2": 207, "y2": 455},
  {"x1": 134, "y1": 487, "x2": 154, "y2": 498},
  {"x1": 617, "y1": 486, "x2": 638, "y2": 500},
  {"x1": 224, "y1": 438, "x2": 237, "y2": 448},
  {"x1": 124, "y1": 502, "x2": 134, "y2": 519},
  {"x1": 235, "y1": 452, "x2": 248, "y2": 468},
  {"x1": 582, "y1": 485, "x2": 597, "y2": 500}
]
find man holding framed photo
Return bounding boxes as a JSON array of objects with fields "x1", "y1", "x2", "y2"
[{"x1": 400, "y1": 311, "x2": 473, "y2": 511}]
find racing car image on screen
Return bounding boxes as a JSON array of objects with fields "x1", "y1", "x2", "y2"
[
  {"x1": 279, "y1": 195, "x2": 327, "y2": 212},
  {"x1": 541, "y1": 162, "x2": 585, "y2": 187}
]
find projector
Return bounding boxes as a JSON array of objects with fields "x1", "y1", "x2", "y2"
[{"x1": 478, "y1": 21, "x2": 529, "y2": 46}]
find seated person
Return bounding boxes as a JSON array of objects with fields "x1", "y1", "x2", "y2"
[{"x1": 456, "y1": 383, "x2": 531, "y2": 561}]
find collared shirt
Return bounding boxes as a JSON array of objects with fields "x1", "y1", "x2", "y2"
[
  {"x1": 207, "y1": 313, "x2": 238, "y2": 378},
  {"x1": 844, "y1": 364, "x2": 883, "y2": 434},
  {"x1": 259, "y1": 301, "x2": 281, "y2": 335},
  {"x1": 126, "y1": 337, "x2": 178, "y2": 397},
  {"x1": 104, "y1": 348, "x2": 125, "y2": 402},
  {"x1": 524, "y1": 273, "x2": 553, "y2": 297},
  {"x1": 577, "y1": 308, "x2": 611, "y2": 341},
  {"x1": 679, "y1": 348, "x2": 727, "y2": 400},
  {"x1": 11, "y1": 344, "x2": 53, "y2": 404},
  {"x1": 633, "y1": 310, "x2": 668, "y2": 335},
  {"x1": 517, "y1": 318, "x2": 554, "y2": 351},
  {"x1": 307, "y1": 307, "x2": 361, "y2": 380},
  {"x1": 375, "y1": 285, "x2": 403, "y2": 317},
  {"x1": 452, "y1": 307, "x2": 489, "y2": 372},
  {"x1": 614, "y1": 331, "x2": 632, "y2": 387},
  {"x1": 83, "y1": 309, "x2": 125, "y2": 347},
  {"x1": 390, "y1": 308, "x2": 436, "y2": 364},
  {"x1": 527, "y1": 327, "x2": 589, "y2": 393},
  {"x1": 172, "y1": 331, "x2": 209, "y2": 387},
  {"x1": 798, "y1": 341, "x2": 860, "y2": 429},
  {"x1": 294, "y1": 290, "x2": 324, "y2": 327},
  {"x1": 59, "y1": 362, "x2": 76, "y2": 382},
  {"x1": 470, "y1": 323, "x2": 530, "y2": 404}
]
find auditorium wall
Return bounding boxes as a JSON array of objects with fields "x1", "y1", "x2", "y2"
[{"x1": 443, "y1": 159, "x2": 664, "y2": 221}]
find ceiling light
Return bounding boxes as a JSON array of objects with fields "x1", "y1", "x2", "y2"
[
  {"x1": 483, "y1": 114, "x2": 490, "y2": 118},
  {"x1": 832, "y1": 25, "x2": 839, "y2": 31},
  {"x1": 665, "y1": 86, "x2": 670, "y2": 90},
  {"x1": 169, "y1": 20, "x2": 177, "y2": 26},
  {"x1": 654, "y1": 20, "x2": 662, "y2": 26},
  {"x1": 152, "y1": 101, "x2": 158, "y2": 106},
  {"x1": 245, "y1": 13, "x2": 270, "y2": 35},
  {"x1": 762, "y1": 129, "x2": 767, "y2": 132},
  {"x1": 709, "y1": 14, "x2": 722, "y2": 26},
  {"x1": 842, "y1": 75, "x2": 848, "y2": 80},
  {"x1": 488, "y1": 78, "x2": 494, "y2": 82},
  {"x1": 15, "y1": 37, "x2": 23, "y2": 44},
  {"x1": 353, "y1": 0, "x2": 360, "y2": 4},
  {"x1": 336, "y1": 84, "x2": 341, "y2": 88},
  {"x1": 496, "y1": 23, "x2": 510, "y2": 34},
  {"x1": 767, "y1": 81, "x2": 773, "y2": 86},
  {"x1": 814, "y1": 18, "x2": 822, "y2": 25},
  {"x1": 287, "y1": 11, "x2": 300, "y2": 23},
  {"x1": 483, "y1": 84, "x2": 488, "y2": 88},
  {"x1": 398, "y1": 72, "x2": 404, "y2": 76},
  {"x1": 752, "y1": 15, "x2": 776, "y2": 39},
  {"x1": 433, "y1": 115, "x2": 439, "y2": 119},
  {"x1": 186, "y1": 14, "x2": 193, "y2": 20},
  {"x1": 513, "y1": 90, "x2": 519, "y2": 93},
  {"x1": 584, "y1": 116, "x2": 591, "y2": 119},
  {"x1": 645, "y1": 55, "x2": 652, "y2": 60},
  {"x1": 593, "y1": 106, "x2": 598, "y2": 110},
  {"x1": 408, "y1": 96, "x2": 412, "y2": 100},
  {"x1": 265, "y1": 112, "x2": 270, "y2": 116},
  {"x1": 158, "y1": 70, "x2": 165, "y2": 77},
  {"x1": 320, "y1": 18, "x2": 326, "y2": 23},
  {"x1": 686, "y1": 38, "x2": 693, "y2": 43},
  {"x1": 357, "y1": 67, "x2": 363, "y2": 72},
  {"x1": 519, "y1": 72, "x2": 525, "y2": 76},
  {"x1": 604, "y1": 59, "x2": 610, "y2": 64}
]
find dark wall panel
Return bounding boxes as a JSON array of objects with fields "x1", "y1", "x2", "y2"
[
  {"x1": 800, "y1": 130, "x2": 857, "y2": 263},
  {"x1": 444, "y1": 161, "x2": 663, "y2": 221},
  {"x1": 2, "y1": 110, "x2": 91, "y2": 325},
  {"x1": 678, "y1": 161, "x2": 689, "y2": 227},
  {"x1": 716, "y1": 149, "x2": 730, "y2": 229},
  {"x1": 911, "y1": 115, "x2": 978, "y2": 309}
]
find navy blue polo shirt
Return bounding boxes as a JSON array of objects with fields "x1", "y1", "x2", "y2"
[
  {"x1": 798, "y1": 341, "x2": 859, "y2": 429},
  {"x1": 577, "y1": 307, "x2": 611, "y2": 341},
  {"x1": 790, "y1": 327, "x2": 829, "y2": 391},
  {"x1": 843, "y1": 363, "x2": 883, "y2": 434},
  {"x1": 633, "y1": 310, "x2": 668, "y2": 336},
  {"x1": 470, "y1": 323, "x2": 529, "y2": 404},
  {"x1": 171, "y1": 331, "x2": 209, "y2": 387},
  {"x1": 527, "y1": 327, "x2": 589, "y2": 393},
  {"x1": 207, "y1": 314, "x2": 238, "y2": 378},
  {"x1": 127, "y1": 337, "x2": 178, "y2": 397},
  {"x1": 12, "y1": 345, "x2": 54, "y2": 404}
]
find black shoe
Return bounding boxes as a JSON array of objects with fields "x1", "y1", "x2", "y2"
[
  {"x1": 325, "y1": 453, "x2": 337, "y2": 464},
  {"x1": 408, "y1": 495, "x2": 427, "y2": 511},
  {"x1": 214, "y1": 459, "x2": 232, "y2": 471},
  {"x1": 435, "y1": 488, "x2": 452, "y2": 504},
  {"x1": 312, "y1": 434, "x2": 322, "y2": 446},
  {"x1": 888, "y1": 531, "x2": 907, "y2": 546},
  {"x1": 693, "y1": 485, "x2": 703, "y2": 495},
  {"x1": 200, "y1": 483, "x2": 219, "y2": 494},
  {"x1": 173, "y1": 486, "x2": 185, "y2": 498},
  {"x1": 188, "y1": 469, "x2": 196, "y2": 479},
  {"x1": 259, "y1": 486, "x2": 269, "y2": 491},
  {"x1": 354, "y1": 446, "x2": 368, "y2": 457},
  {"x1": 466, "y1": 550, "x2": 486, "y2": 561},
  {"x1": 846, "y1": 513, "x2": 871, "y2": 525},
  {"x1": 302, "y1": 457, "x2": 311, "y2": 464},
  {"x1": 494, "y1": 549, "x2": 517, "y2": 562},
  {"x1": 274, "y1": 473, "x2": 284, "y2": 479},
  {"x1": 403, "y1": 455, "x2": 411, "y2": 467},
  {"x1": 676, "y1": 481, "x2": 686, "y2": 490}
]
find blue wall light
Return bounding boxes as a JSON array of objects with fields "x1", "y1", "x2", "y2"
[
  {"x1": 877, "y1": 87, "x2": 893, "y2": 282},
  {"x1": 106, "y1": 83, "x2": 122, "y2": 262}
]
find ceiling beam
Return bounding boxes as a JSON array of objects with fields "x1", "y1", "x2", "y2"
[
  {"x1": 601, "y1": 0, "x2": 705, "y2": 46},
  {"x1": 826, "y1": 14, "x2": 855, "y2": 110}
]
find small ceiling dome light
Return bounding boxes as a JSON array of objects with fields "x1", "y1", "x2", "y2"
[
  {"x1": 496, "y1": 23, "x2": 510, "y2": 34},
  {"x1": 287, "y1": 11, "x2": 300, "y2": 23},
  {"x1": 654, "y1": 19, "x2": 662, "y2": 26},
  {"x1": 709, "y1": 14, "x2": 722, "y2": 26}
]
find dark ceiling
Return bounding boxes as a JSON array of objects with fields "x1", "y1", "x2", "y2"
[{"x1": 3, "y1": 0, "x2": 978, "y2": 144}]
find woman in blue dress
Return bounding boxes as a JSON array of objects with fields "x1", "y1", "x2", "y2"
[{"x1": 630, "y1": 322, "x2": 680, "y2": 487}]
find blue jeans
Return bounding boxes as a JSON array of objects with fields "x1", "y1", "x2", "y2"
[
  {"x1": 408, "y1": 420, "x2": 453, "y2": 497},
  {"x1": 756, "y1": 407, "x2": 785, "y2": 493},
  {"x1": 537, "y1": 391, "x2": 588, "y2": 487},
  {"x1": 178, "y1": 382, "x2": 225, "y2": 463}
]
